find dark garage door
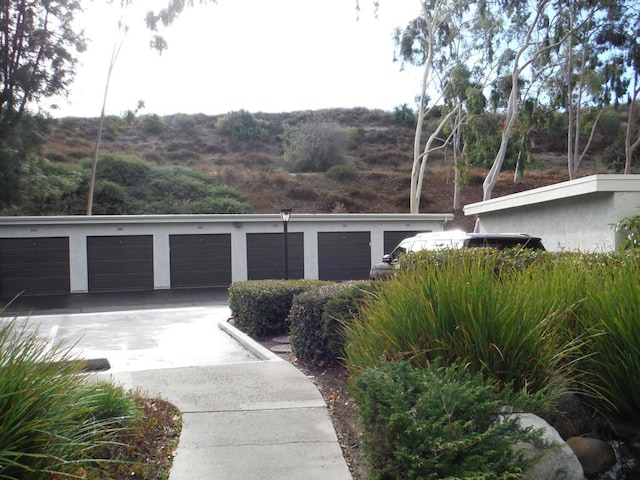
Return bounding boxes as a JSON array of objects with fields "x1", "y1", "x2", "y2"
[
  {"x1": 246, "y1": 232, "x2": 304, "y2": 280},
  {"x1": 0, "y1": 237, "x2": 70, "y2": 298},
  {"x1": 318, "y1": 231, "x2": 371, "y2": 281},
  {"x1": 170, "y1": 234, "x2": 232, "y2": 288},
  {"x1": 87, "y1": 236, "x2": 153, "y2": 293}
]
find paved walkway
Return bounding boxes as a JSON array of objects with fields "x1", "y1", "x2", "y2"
[{"x1": 1, "y1": 290, "x2": 352, "y2": 480}]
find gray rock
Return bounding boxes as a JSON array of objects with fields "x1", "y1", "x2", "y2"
[
  {"x1": 507, "y1": 412, "x2": 586, "y2": 480},
  {"x1": 566, "y1": 436, "x2": 617, "y2": 476}
]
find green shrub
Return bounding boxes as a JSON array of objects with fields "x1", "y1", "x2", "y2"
[
  {"x1": 228, "y1": 280, "x2": 329, "y2": 338},
  {"x1": 141, "y1": 113, "x2": 165, "y2": 134},
  {"x1": 287, "y1": 284, "x2": 338, "y2": 365},
  {"x1": 392, "y1": 103, "x2": 417, "y2": 127},
  {"x1": 596, "y1": 110, "x2": 621, "y2": 137},
  {"x1": 0, "y1": 315, "x2": 138, "y2": 479},
  {"x1": 615, "y1": 214, "x2": 640, "y2": 249},
  {"x1": 173, "y1": 113, "x2": 196, "y2": 132},
  {"x1": 325, "y1": 164, "x2": 355, "y2": 183},
  {"x1": 355, "y1": 360, "x2": 545, "y2": 480},
  {"x1": 286, "y1": 281, "x2": 373, "y2": 366},
  {"x1": 322, "y1": 281, "x2": 377, "y2": 362},
  {"x1": 89, "y1": 154, "x2": 153, "y2": 187},
  {"x1": 216, "y1": 110, "x2": 267, "y2": 141}
]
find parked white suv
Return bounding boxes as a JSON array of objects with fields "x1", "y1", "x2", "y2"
[{"x1": 370, "y1": 230, "x2": 545, "y2": 280}]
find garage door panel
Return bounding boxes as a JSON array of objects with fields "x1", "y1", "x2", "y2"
[
  {"x1": 246, "y1": 233, "x2": 304, "y2": 280},
  {"x1": 169, "y1": 234, "x2": 231, "y2": 288},
  {"x1": 87, "y1": 236, "x2": 154, "y2": 293},
  {"x1": 0, "y1": 237, "x2": 70, "y2": 298},
  {"x1": 318, "y1": 232, "x2": 371, "y2": 281}
]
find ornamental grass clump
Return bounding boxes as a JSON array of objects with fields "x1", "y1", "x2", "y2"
[
  {"x1": 574, "y1": 250, "x2": 640, "y2": 420},
  {"x1": 0, "y1": 314, "x2": 138, "y2": 479},
  {"x1": 344, "y1": 248, "x2": 579, "y2": 396}
]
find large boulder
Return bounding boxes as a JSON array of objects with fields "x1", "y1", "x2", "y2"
[{"x1": 509, "y1": 413, "x2": 586, "y2": 480}]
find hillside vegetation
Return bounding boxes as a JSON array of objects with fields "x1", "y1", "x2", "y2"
[{"x1": 40, "y1": 107, "x2": 626, "y2": 231}]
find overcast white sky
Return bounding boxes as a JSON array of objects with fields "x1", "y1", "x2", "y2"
[{"x1": 50, "y1": 0, "x2": 424, "y2": 118}]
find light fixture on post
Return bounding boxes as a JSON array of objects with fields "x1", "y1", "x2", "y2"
[{"x1": 280, "y1": 209, "x2": 292, "y2": 280}]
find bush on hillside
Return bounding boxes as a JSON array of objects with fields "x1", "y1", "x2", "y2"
[
  {"x1": 12, "y1": 154, "x2": 254, "y2": 215},
  {"x1": 282, "y1": 121, "x2": 347, "y2": 173},
  {"x1": 216, "y1": 110, "x2": 267, "y2": 141},
  {"x1": 392, "y1": 103, "x2": 417, "y2": 127},
  {"x1": 141, "y1": 114, "x2": 165, "y2": 134},
  {"x1": 325, "y1": 164, "x2": 356, "y2": 183}
]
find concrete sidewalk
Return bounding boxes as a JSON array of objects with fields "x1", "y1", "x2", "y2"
[
  {"x1": 2, "y1": 291, "x2": 353, "y2": 479},
  {"x1": 95, "y1": 320, "x2": 352, "y2": 480},
  {"x1": 99, "y1": 358, "x2": 351, "y2": 479}
]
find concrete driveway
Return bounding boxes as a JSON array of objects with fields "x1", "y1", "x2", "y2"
[{"x1": 13, "y1": 305, "x2": 259, "y2": 372}]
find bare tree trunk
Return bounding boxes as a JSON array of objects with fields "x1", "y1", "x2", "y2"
[
  {"x1": 625, "y1": 82, "x2": 640, "y2": 174},
  {"x1": 86, "y1": 28, "x2": 127, "y2": 215}
]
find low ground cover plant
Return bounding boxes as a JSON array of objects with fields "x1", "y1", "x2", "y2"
[{"x1": 355, "y1": 360, "x2": 546, "y2": 480}]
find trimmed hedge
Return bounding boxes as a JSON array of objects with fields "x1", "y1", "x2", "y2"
[
  {"x1": 228, "y1": 279, "x2": 329, "y2": 338},
  {"x1": 287, "y1": 281, "x2": 376, "y2": 366},
  {"x1": 322, "y1": 281, "x2": 377, "y2": 362}
]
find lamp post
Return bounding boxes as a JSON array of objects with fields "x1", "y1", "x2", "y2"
[{"x1": 280, "y1": 209, "x2": 291, "y2": 280}]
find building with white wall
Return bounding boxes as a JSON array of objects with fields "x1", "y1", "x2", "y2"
[
  {"x1": 0, "y1": 213, "x2": 453, "y2": 298},
  {"x1": 464, "y1": 175, "x2": 640, "y2": 252}
]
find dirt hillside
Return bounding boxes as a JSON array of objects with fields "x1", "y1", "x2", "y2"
[{"x1": 44, "y1": 108, "x2": 613, "y2": 232}]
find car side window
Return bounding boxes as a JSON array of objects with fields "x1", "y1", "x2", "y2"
[{"x1": 390, "y1": 239, "x2": 412, "y2": 261}]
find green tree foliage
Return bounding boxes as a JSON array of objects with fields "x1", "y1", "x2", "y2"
[
  {"x1": 142, "y1": 0, "x2": 219, "y2": 52},
  {"x1": 216, "y1": 109, "x2": 267, "y2": 141},
  {"x1": 0, "y1": 0, "x2": 85, "y2": 209},
  {"x1": 464, "y1": 114, "x2": 517, "y2": 169},
  {"x1": 0, "y1": 115, "x2": 50, "y2": 209},
  {"x1": 6, "y1": 154, "x2": 253, "y2": 215},
  {"x1": 282, "y1": 121, "x2": 348, "y2": 173}
]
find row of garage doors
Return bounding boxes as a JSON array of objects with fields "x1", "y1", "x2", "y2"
[{"x1": 0, "y1": 231, "x2": 387, "y2": 298}]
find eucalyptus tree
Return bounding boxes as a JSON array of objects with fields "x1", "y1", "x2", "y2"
[
  {"x1": 394, "y1": 0, "x2": 482, "y2": 213},
  {"x1": 0, "y1": 0, "x2": 85, "y2": 208},
  {"x1": 544, "y1": 0, "x2": 628, "y2": 179},
  {"x1": 87, "y1": 0, "x2": 218, "y2": 214},
  {"x1": 141, "y1": 0, "x2": 218, "y2": 52},
  {"x1": 622, "y1": 4, "x2": 640, "y2": 174}
]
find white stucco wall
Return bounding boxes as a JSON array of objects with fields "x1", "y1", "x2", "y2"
[{"x1": 464, "y1": 175, "x2": 640, "y2": 252}]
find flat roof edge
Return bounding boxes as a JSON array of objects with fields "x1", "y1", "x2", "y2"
[
  {"x1": 464, "y1": 174, "x2": 640, "y2": 215},
  {"x1": 0, "y1": 212, "x2": 454, "y2": 227}
]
